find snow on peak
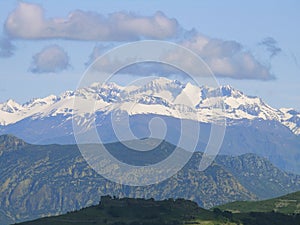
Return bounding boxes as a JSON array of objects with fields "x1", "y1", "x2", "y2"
[
  {"x1": 220, "y1": 85, "x2": 243, "y2": 97},
  {"x1": 279, "y1": 108, "x2": 300, "y2": 135},
  {"x1": 0, "y1": 77, "x2": 299, "y2": 135},
  {"x1": 24, "y1": 95, "x2": 59, "y2": 108},
  {"x1": 0, "y1": 99, "x2": 23, "y2": 113}
]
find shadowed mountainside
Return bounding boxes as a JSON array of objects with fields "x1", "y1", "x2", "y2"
[{"x1": 0, "y1": 135, "x2": 299, "y2": 224}]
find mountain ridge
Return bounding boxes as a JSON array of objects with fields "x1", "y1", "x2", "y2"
[
  {"x1": 0, "y1": 134, "x2": 28, "y2": 153},
  {"x1": 0, "y1": 78, "x2": 300, "y2": 174},
  {"x1": 0, "y1": 135, "x2": 299, "y2": 224},
  {"x1": 0, "y1": 78, "x2": 299, "y2": 135}
]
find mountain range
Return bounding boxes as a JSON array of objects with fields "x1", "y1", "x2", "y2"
[
  {"x1": 0, "y1": 78, "x2": 299, "y2": 135},
  {"x1": 0, "y1": 78, "x2": 299, "y2": 173},
  {"x1": 0, "y1": 135, "x2": 299, "y2": 224}
]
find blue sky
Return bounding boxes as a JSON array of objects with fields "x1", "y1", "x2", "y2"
[{"x1": 0, "y1": 0, "x2": 299, "y2": 110}]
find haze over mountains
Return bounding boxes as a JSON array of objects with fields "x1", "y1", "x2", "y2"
[
  {"x1": 0, "y1": 78, "x2": 300, "y2": 174},
  {"x1": 0, "y1": 79, "x2": 299, "y2": 224}
]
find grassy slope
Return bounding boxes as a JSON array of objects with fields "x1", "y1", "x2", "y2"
[
  {"x1": 16, "y1": 197, "x2": 236, "y2": 225},
  {"x1": 217, "y1": 191, "x2": 300, "y2": 214}
]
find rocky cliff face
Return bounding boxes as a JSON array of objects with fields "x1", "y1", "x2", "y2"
[
  {"x1": 0, "y1": 134, "x2": 27, "y2": 155},
  {"x1": 0, "y1": 136, "x2": 299, "y2": 224}
]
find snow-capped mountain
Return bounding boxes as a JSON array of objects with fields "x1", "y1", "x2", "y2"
[
  {"x1": 0, "y1": 77, "x2": 299, "y2": 135},
  {"x1": 1, "y1": 77, "x2": 300, "y2": 174}
]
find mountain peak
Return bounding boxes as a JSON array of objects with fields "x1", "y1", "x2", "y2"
[
  {"x1": 0, "y1": 134, "x2": 27, "y2": 152},
  {"x1": 144, "y1": 77, "x2": 184, "y2": 88},
  {"x1": 220, "y1": 85, "x2": 243, "y2": 97},
  {"x1": 0, "y1": 99, "x2": 23, "y2": 113},
  {"x1": 0, "y1": 77, "x2": 299, "y2": 136}
]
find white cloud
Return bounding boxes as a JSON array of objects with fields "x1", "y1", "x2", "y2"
[
  {"x1": 4, "y1": 2, "x2": 274, "y2": 80},
  {"x1": 180, "y1": 34, "x2": 273, "y2": 80},
  {"x1": 86, "y1": 34, "x2": 273, "y2": 80},
  {"x1": 5, "y1": 2, "x2": 179, "y2": 41},
  {"x1": 30, "y1": 45, "x2": 70, "y2": 73}
]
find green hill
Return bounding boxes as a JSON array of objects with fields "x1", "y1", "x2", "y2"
[
  {"x1": 16, "y1": 196, "x2": 300, "y2": 225},
  {"x1": 16, "y1": 196, "x2": 233, "y2": 225},
  {"x1": 217, "y1": 191, "x2": 300, "y2": 214}
]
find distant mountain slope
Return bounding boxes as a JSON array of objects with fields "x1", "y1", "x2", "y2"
[
  {"x1": 217, "y1": 191, "x2": 300, "y2": 215},
  {"x1": 0, "y1": 211, "x2": 13, "y2": 225},
  {"x1": 0, "y1": 134, "x2": 27, "y2": 152},
  {"x1": 0, "y1": 135, "x2": 299, "y2": 224},
  {"x1": 16, "y1": 196, "x2": 300, "y2": 225},
  {"x1": 215, "y1": 154, "x2": 300, "y2": 199},
  {"x1": 0, "y1": 78, "x2": 300, "y2": 174},
  {"x1": 0, "y1": 78, "x2": 299, "y2": 135},
  {"x1": 217, "y1": 119, "x2": 300, "y2": 174},
  {"x1": 0, "y1": 135, "x2": 254, "y2": 224}
]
